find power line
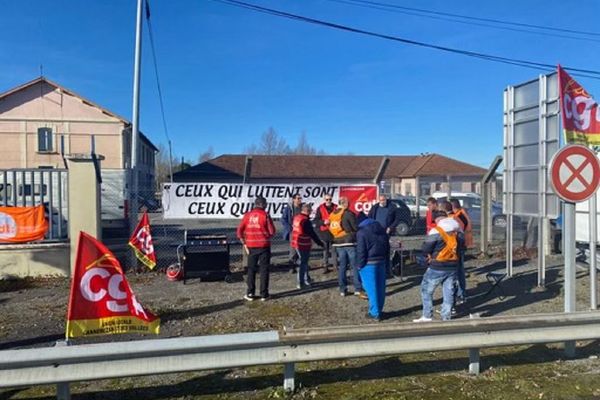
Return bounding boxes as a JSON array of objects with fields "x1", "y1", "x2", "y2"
[
  {"x1": 327, "y1": 0, "x2": 600, "y2": 43},
  {"x1": 145, "y1": 0, "x2": 174, "y2": 181},
  {"x1": 330, "y1": 0, "x2": 600, "y2": 38},
  {"x1": 210, "y1": 0, "x2": 600, "y2": 79}
]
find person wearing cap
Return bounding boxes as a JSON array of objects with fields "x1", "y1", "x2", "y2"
[
  {"x1": 413, "y1": 210, "x2": 463, "y2": 322},
  {"x1": 313, "y1": 194, "x2": 338, "y2": 273}
]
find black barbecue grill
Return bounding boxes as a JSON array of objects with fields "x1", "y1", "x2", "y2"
[{"x1": 176, "y1": 230, "x2": 232, "y2": 284}]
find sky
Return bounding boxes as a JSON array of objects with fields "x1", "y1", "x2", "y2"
[{"x1": 1, "y1": 0, "x2": 599, "y2": 168}]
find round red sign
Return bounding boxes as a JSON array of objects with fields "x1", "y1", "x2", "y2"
[{"x1": 549, "y1": 144, "x2": 600, "y2": 203}]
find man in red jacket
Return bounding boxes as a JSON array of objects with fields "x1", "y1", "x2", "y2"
[
  {"x1": 292, "y1": 203, "x2": 324, "y2": 289},
  {"x1": 425, "y1": 197, "x2": 438, "y2": 233},
  {"x1": 237, "y1": 196, "x2": 276, "y2": 301}
]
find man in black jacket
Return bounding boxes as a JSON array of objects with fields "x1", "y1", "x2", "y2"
[{"x1": 367, "y1": 195, "x2": 402, "y2": 277}]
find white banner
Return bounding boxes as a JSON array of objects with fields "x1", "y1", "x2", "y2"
[{"x1": 161, "y1": 182, "x2": 378, "y2": 219}]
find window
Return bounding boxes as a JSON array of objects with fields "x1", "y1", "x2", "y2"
[
  {"x1": 404, "y1": 183, "x2": 412, "y2": 196},
  {"x1": 18, "y1": 184, "x2": 47, "y2": 196},
  {"x1": 37, "y1": 127, "x2": 53, "y2": 152}
]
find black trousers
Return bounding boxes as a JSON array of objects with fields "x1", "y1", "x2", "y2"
[{"x1": 247, "y1": 247, "x2": 271, "y2": 297}]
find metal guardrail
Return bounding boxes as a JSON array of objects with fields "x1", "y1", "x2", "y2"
[{"x1": 1, "y1": 311, "x2": 600, "y2": 399}]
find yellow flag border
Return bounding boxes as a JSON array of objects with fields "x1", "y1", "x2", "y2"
[
  {"x1": 66, "y1": 316, "x2": 160, "y2": 338},
  {"x1": 128, "y1": 241, "x2": 157, "y2": 269}
]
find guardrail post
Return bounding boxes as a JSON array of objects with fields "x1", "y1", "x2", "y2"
[
  {"x1": 55, "y1": 340, "x2": 71, "y2": 400},
  {"x1": 283, "y1": 362, "x2": 295, "y2": 392},
  {"x1": 468, "y1": 314, "x2": 480, "y2": 375}
]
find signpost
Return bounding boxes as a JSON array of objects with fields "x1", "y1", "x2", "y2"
[{"x1": 549, "y1": 144, "x2": 600, "y2": 356}]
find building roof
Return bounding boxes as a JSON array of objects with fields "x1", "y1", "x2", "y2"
[
  {"x1": 0, "y1": 77, "x2": 158, "y2": 152},
  {"x1": 174, "y1": 153, "x2": 488, "y2": 181}
]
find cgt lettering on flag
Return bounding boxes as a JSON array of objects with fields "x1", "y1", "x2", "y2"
[
  {"x1": 558, "y1": 65, "x2": 600, "y2": 146},
  {"x1": 67, "y1": 231, "x2": 160, "y2": 338},
  {"x1": 129, "y1": 211, "x2": 157, "y2": 269}
]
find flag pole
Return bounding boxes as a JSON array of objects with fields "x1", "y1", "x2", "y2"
[{"x1": 130, "y1": 0, "x2": 143, "y2": 269}]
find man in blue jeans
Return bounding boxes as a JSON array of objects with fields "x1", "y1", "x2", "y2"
[
  {"x1": 414, "y1": 210, "x2": 463, "y2": 322},
  {"x1": 356, "y1": 217, "x2": 389, "y2": 321},
  {"x1": 329, "y1": 197, "x2": 366, "y2": 298}
]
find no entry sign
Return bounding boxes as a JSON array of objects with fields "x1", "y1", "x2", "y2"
[{"x1": 550, "y1": 145, "x2": 600, "y2": 203}]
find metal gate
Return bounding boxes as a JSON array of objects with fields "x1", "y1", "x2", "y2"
[{"x1": 0, "y1": 169, "x2": 69, "y2": 241}]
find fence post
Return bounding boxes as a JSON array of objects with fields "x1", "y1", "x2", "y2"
[
  {"x1": 55, "y1": 340, "x2": 71, "y2": 400},
  {"x1": 66, "y1": 154, "x2": 104, "y2": 274},
  {"x1": 283, "y1": 362, "x2": 295, "y2": 392},
  {"x1": 468, "y1": 313, "x2": 480, "y2": 374}
]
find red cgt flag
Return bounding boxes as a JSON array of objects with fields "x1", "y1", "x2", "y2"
[
  {"x1": 66, "y1": 231, "x2": 160, "y2": 338},
  {"x1": 558, "y1": 65, "x2": 600, "y2": 145},
  {"x1": 128, "y1": 212, "x2": 157, "y2": 269}
]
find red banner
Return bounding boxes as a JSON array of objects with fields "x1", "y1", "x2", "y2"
[
  {"x1": 339, "y1": 185, "x2": 378, "y2": 215},
  {"x1": 66, "y1": 232, "x2": 160, "y2": 338},
  {"x1": 558, "y1": 65, "x2": 600, "y2": 145},
  {"x1": 0, "y1": 205, "x2": 48, "y2": 243},
  {"x1": 128, "y1": 212, "x2": 156, "y2": 269}
]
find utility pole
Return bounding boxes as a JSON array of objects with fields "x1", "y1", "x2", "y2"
[{"x1": 130, "y1": 0, "x2": 143, "y2": 235}]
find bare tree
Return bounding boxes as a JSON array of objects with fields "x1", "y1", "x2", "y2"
[
  {"x1": 293, "y1": 131, "x2": 324, "y2": 155},
  {"x1": 245, "y1": 127, "x2": 291, "y2": 155},
  {"x1": 155, "y1": 143, "x2": 174, "y2": 190},
  {"x1": 198, "y1": 146, "x2": 215, "y2": 163}
]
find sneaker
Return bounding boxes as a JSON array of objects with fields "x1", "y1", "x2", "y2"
[
  {"x1": 290, "y1": 268, "x2": 297, "y2": 274},
  {"x1": 296, "y1": 284, "x2": 302, "y2": 289},
  {"x1": 340, "y1": 291, "x2": 348, "y2": 297},
  {"x1": 354, "y1": 291, "x2": 368, "y2": 300},
  {"x1": 366, "y1": 313, "x2": 381, "y2": 322},
  {"x1": 435, "y1": 307, "x2": 457, "y2": 316},
  {"x1": 243, "y1": 294, "x2": 255, "y2": 302},
  {"x1": 260, "y1": 295, "x2": 270, "y2": 302},
  {"x1": 413, "y1": 316, "x2": 433, "y2": 323}
]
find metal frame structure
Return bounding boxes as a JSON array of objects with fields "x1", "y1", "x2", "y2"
[
  {"x1": 2, "y1": 311, "x2": 600, "y2": 399},
  {"x1": 503, "y1": 73, "x2": 560, "y2": 284}
]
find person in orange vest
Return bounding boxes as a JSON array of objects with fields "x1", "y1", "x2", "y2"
[
  {"x1": 450, "y1": 198, "x2": 472, "y2": 304},
  {"x1": 237, "y1": 196, "x2": 276, "y2": 301},
  {"x1": 292, "y1": 203, "x2": 324, "y2": 289},
  {"x1": 313, "y1": 194, "x2": 338, "y2": 274},
  {"x1": 425, "y1": 197, "x2": 438, "y2": 233}
]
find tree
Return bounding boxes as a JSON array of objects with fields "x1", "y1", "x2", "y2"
[
  {"x1": 155, "y1": 143, "x2": 174, "y2": 189},
  {"x1": 245, "y1": 127, "x2": 291, "y2": 155},
  {"x1": 293, "y1": 131, "x2": 324, "y2": 155},
  {"x1": 198, "y1": 146, "x2": 214, "y2": 163}
]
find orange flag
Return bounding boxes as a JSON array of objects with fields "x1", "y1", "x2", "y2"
[
  {"x1": 0, "y1": 205, "x2": 48, "y2": 243},
  {"x1": 558, "y1": 65, "x2": 600, "y2": 145},
  {"x1": 128, "y1": 212, "x2": 157, "y2": 269},
  {"x1": 66, "y1": 231, "x2": 160, "y2": 338}
]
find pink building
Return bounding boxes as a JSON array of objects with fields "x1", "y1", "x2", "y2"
[{"x1": 0, "y1": 77, "x2": 157, "y2": 190}]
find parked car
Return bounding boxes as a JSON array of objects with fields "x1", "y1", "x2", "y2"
[
  {"x1": 396, "y1": 196, "x2": 428, "y2": 217},
  {"x1": 387, "y1": 198, "x2": 414, "y2": 236},
  {"x1": 432, "y1": 191, "x2": 481, "y2": 200},
  {"x1": 435, "y1": 195, "x2": 507, "y2": 227}
]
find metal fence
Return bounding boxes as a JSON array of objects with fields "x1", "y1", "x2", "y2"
[
  {"x1": 107, "y1": 185, "x2": 533, "y2": 273},
  {"x1": 0, "y1": 168, "x2": 69, "y2": 242}
]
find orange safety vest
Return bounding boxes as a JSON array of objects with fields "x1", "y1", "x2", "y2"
[
  {"x1": 291, "y1": 213, "x2": 312, "y2": 251},
  {"x1": 454, "y1": 208, "x2": 473, "y2": 248}
]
